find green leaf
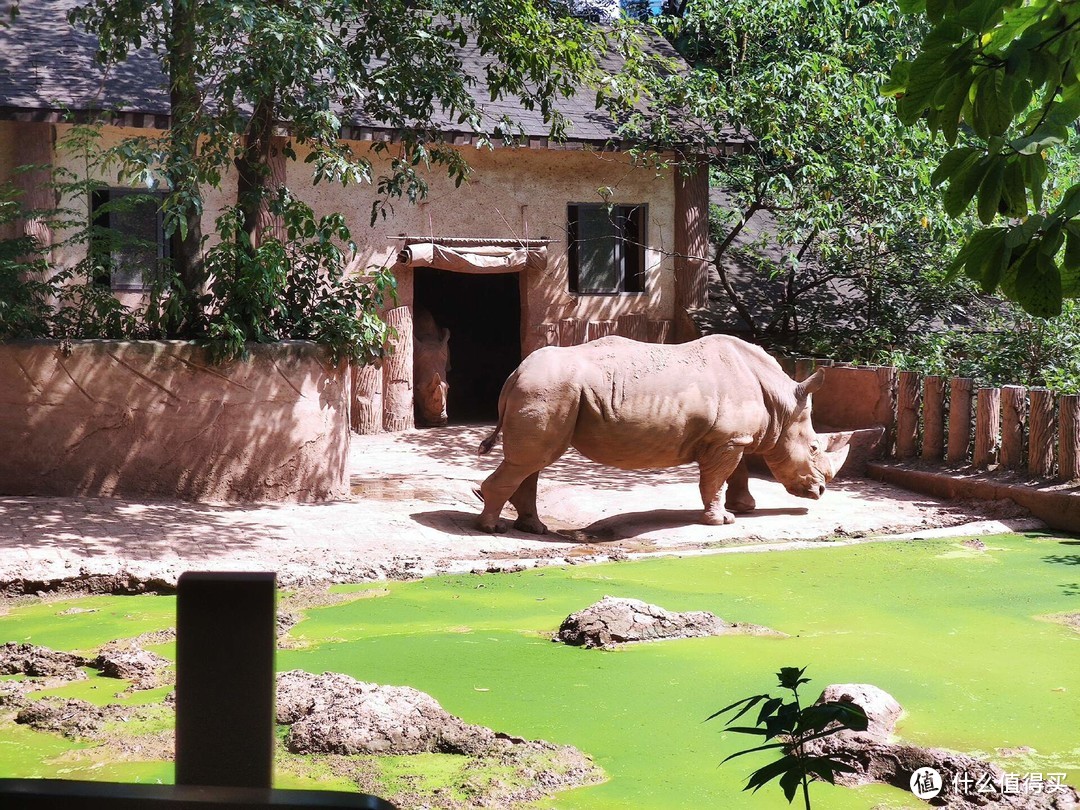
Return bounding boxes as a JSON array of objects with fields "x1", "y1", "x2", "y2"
[
  {"x1": 779, "y1": 768, "x2": 803, "y2": 802},
  {"x1": 1014, "y1": 249, "x2": 1062, "y2": 317},
  {"x1": 944, "y1": 156, "x2": 993, "y2": 216},
  {"x1": 977, "y1": 157, "x2": 1006, "y2": 224},
  {"x1": 743, "y1": 755, "x2": 798, "y2": 794},
  {"x1": 1010, "y1": 127, "x2": 1065, "y2": 155},
  {"x1": 931, "y1": 147, "x2": 982, "y2": 188},
  {"x1": 973, "y1": 69, "x2": 1015, "y2": 138}
]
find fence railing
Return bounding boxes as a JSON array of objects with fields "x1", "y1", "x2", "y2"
[{"x1": 783, "y1": 356, "x2": 1080, "y2": 483}]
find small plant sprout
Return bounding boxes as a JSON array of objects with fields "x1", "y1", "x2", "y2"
[{"x1": 707, "y1": 666, "x2": 869, "y2": 810}]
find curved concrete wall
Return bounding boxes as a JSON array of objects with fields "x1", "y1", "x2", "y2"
[{"x1": 0, "y1": 341, "x2": 350, "y2": 502}]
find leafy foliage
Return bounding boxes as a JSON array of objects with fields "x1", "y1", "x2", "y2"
[
  {"x1": 52, "y1": 0, "x2": 603, "y2": 355},
  {"x1": 200, "y1": 192, "x2": 394, "y2": 364},
  {"x1": 878, "y1": 300, "x2": 1080, "y2": 392},
  {"x1": 885, "y1": 0, "x2": 1080, "y2": 316},
  {"x1": 612, "y1": 0, "x2": 981, "y2": 357},
  {"x1": 708, "y1": 666, "x2": 868, "y2": 809}
]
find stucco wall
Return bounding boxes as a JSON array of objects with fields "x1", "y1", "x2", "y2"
[
  {"x1": 0, "y1": 340, "x2": 350, "y2": 502},
  {"x1": 13, "y1": 124, "x2": 677, "y2": 352}
]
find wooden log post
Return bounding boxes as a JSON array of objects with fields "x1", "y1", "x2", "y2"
[
  {"x1": 1058, "y1": 394, "x2": 1080, "y2": 481},
  {"x1": 647, "y1": 319, "x2": 671, "y2": 344},
  {"x1": 351, "y1": 363, "x2": 383, "y2": 435},
  {"x1": 947, "y1": 377, "x2": 973, "y2": 465},
  {"x1": 973, "y1": 387, "x2": 1001, "y2": 468},
  {"x1": 558, "y1": 317, "x2": 583, "y2": 347},
  {"x1": 921, "y1": 375, "x2": 946, "y2": 462},
  {"x1": 1000, "y1": 385, "x2": 1026, "y2": 469},
  {"x1": 254, "y1": 136, "x2": 288, "y2": 245},
  {"x1": 896, "y1": 370, "x2": 920, "y2": 459},
  {"x1": 11, "y1": 122, "x2": 55, "y2": 254},
  {"x1": 876, "y1": 366, "x2": 899, "y2": 455},
  {"x1": 382, "y1": 306, "x2": 414, "y2": 432},
  {"x1": 1028, "y1": 387, "x2": 1055, "y2": 477},
  {"x1": 536, "y1": 322, "x2": 558, "y2": 348},
  {"x1": 586, "y1": 320, "x2": 617, "y2": 342},
  {"x1": 617, "y1": 313, "x2": 649, "y2": 342}
]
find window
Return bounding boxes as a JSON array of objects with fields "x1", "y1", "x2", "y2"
[
  {"x1": 567, "y1": 203, "x2": 646, "y2": 294},
  {"x1": 90, "y1": 189, "x2": 170, "y2": 291}
]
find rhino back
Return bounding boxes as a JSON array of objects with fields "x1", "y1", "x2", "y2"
[{"x1": 508, "y1": 336, "x2": 795, "y2": 470}]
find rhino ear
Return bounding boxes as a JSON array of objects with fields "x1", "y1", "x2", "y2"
[
  {"x1": 796, "y1": 368, "x2": 826, "y2": 403},
  {"x1": 440, "y1": 327, "x2": 450, "y2": 345}
]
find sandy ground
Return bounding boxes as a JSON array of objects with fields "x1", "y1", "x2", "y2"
[{"x1": 0, "y1": 425, "x2": 1045, "y2": 592}]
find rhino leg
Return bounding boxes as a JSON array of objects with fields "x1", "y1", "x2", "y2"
[
  {"x1": 698, "y1": 448, "x2": 745, "y2": 526},
  {"x1": 478, "y1": 462, "x2": 548, "y2": 534},
  {"x1": 724, "y1": 458, "x2": 756, "y2": 514},
  {"x1": 509, "y1": 471, "x2": 547, "y2": 534}
]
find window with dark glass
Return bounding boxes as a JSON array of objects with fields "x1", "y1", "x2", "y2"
[
  {"x1": 567, "y1": 203, "x2": 646, "y2": 294},
  {"x1": 90, "y1": 189, "x2": 170, "y2": 291}
]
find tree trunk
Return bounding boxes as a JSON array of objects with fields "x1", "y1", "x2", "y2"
[{"x1": 166, "y1": 0, "x2": 205, "y2": 331}]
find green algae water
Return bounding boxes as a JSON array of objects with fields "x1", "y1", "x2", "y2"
[{"x1": 1, "y1": 533, "x2": 1078, "y2": 808}]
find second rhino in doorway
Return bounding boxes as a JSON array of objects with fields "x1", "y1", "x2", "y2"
[
  {"x1": 414, "y1": 306, "x2": 450, "y2": 427},
  {"x1": 475, "y1": 335, "x2": 849, "y2": 534}
]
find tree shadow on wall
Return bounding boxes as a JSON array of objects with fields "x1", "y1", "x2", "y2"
[{"x1": 0, "y1": 341, "x2": 349, "y2": 504}]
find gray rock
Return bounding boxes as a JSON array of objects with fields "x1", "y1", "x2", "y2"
[
  {"x1": 92, "y1": 643, "x2": 172, "y2": 691},
  {"x1": 277, "y1": 670, "x2": 498, "y2": 756},
  {"x1": 555, "y1": 596, "x2": 729, "y2": 648},
  {"x1": 814, "y1": 683, "x2": 902, "y2": 742},
  {"x1": 0, "y1": 642, "x2": 88, "y2": 679}
]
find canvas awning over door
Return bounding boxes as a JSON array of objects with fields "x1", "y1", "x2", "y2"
[{"x1": 396, "y1": 241, "x2": 547, "y2": 273}]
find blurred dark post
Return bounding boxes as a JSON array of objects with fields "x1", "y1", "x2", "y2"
[{"x1": 176, "y1": 572, "x2": 276, "y2": 789}]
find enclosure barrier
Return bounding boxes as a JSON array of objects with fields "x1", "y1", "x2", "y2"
[{"x1": 784, "y1": 357, "x2": 1080, "y2": 483}]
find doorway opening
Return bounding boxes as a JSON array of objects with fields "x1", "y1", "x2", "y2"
[{"x1": 413, "y1": 267, "x2": 521, "y2": 423}]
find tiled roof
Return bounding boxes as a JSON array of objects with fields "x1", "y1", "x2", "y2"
[{"x1": 0, "y1": 0, "x2": 737, "y2": 149}]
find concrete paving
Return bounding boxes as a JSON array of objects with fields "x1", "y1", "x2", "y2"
[{"x1": 0, "y1": 425, "x2": 1045, "y2": 593}]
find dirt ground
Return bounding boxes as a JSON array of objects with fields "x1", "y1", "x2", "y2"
[{"x1": 0, "y1": 425, "x2": 1044, "y2": 593}]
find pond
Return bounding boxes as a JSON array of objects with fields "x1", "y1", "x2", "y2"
[{"x1": 1, "y1": 532, "x2": 1077, "y2": 809}]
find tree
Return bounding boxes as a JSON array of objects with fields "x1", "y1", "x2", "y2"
[
  {"x1": 66, "y1": 0, "x2": 603, "y2": 352},
  {"x1": 609, "y1": 0, "x2": 981, "y2": 358},
  {"x1": 885, "y1": 0, "x2": 1080, "y2": 317}
]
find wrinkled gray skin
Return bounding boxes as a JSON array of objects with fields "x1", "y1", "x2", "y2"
[
  {"x1": 476, "y1": 335, "x2": 850, "y2": 534},
  {"x1": 414, "y1": 306, "x2": 450, "y2": 427}
]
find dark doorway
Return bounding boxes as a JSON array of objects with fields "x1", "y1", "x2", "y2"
[{"x1": 414, "y1": 267, "x2": 521, "y2": 422}]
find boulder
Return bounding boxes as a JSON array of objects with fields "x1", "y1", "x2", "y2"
[
  {"x1": 93, "y1": 643, "x2": 172, "y2": 691},
  {"x1": 277, "y1": 670, "x2": 499, "y2": 756},
  {"x1": 0, "y1": 642, "x2": 88, "y2": 679},
  {"x1": 555, "y1": 596, "x2": 730, "y2": 648},
  {"x1": 813, "y1": 683, "x2": 902, "y2": 742}
]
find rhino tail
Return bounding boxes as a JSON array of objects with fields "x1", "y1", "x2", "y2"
[{"x1": 478, "y1": 424, "x2": 501, "y2": 456}]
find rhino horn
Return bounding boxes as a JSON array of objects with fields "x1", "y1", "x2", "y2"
[
  {"x1": 795, "y1": 368, "x2": 826, "y2": 404},
  {"x1": 822, "y1": 433, "x2": 851, "y2": 481}
]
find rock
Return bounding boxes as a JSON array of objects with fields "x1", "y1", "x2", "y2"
[
  {"x1": 813, "y1": 683, "x2": 902, "y2": 742},
  {"x1": 92, "y1": 643, "x2": 172, "y2": 691},
  {"x1": 0, "y1": 642, "x2": 88, "y2": 679},
  {"x1": 805, "y1": 684, "x2": 1080, "y2": 809},
  {"x1": 277, "y1": 670, "x2": 498, "y2": 756},
  {"x1": 555, "y1": 596, "x2": 730, "y2": 648},
  {"x1": 16, "y1": 698, "x2": 108, "y2": 739}
]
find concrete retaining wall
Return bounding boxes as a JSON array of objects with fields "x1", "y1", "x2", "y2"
[{"x1": 0, "y1": 341, "x2": 350, "y2": 502}]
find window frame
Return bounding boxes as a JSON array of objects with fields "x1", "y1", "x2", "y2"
[
  {"x1": 90, "y1": 187, "x2": 171, "y2": 292},
  {"x1": 567, "y1": 202, "x2": 647, "y2": 296}
]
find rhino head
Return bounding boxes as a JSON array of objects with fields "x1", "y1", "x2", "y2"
[
  {"x1": 414, "y1": 327, "x2": 450, "y2": 427},
  {"x1": 762, "y1": 369, "x2": 850, "y2": 500}
]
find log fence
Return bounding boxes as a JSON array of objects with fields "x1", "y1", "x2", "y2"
[{"x1": 775, "y1": 358, "x2": 1080, "y2": 482}]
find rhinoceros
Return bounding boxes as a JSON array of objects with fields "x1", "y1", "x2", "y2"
[
  {"x1": 475, "y1": 334, "x2": 849, "y2": 534},
  {"x1": 413, "y1": 306, "x2": 450, "y2": 427}
]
